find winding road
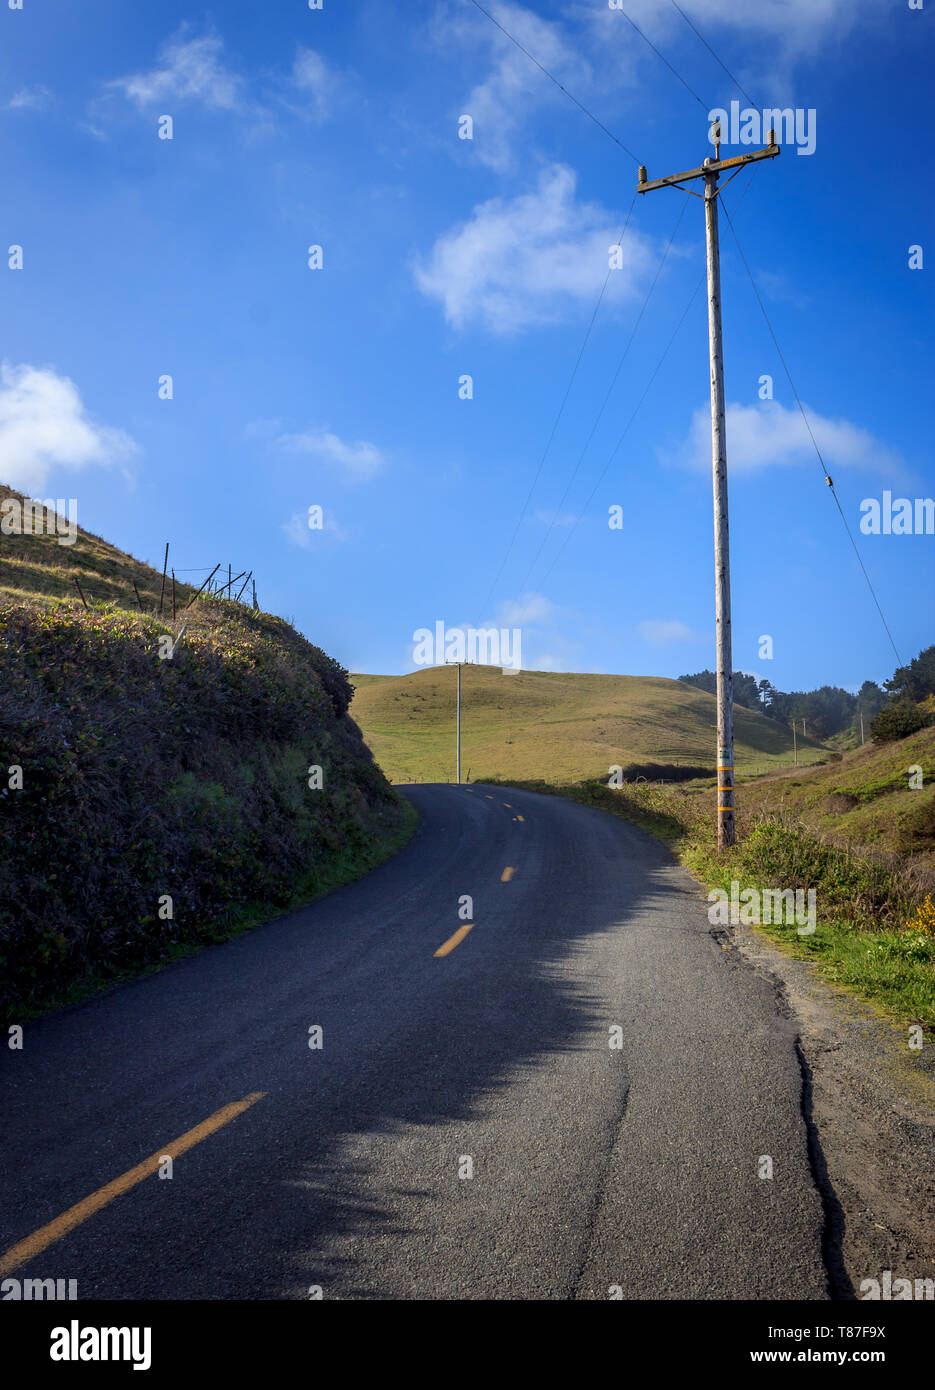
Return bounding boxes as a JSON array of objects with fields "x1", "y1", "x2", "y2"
[{"x1": 0, "y1": 784, "x2": 830, "y2": 1299}]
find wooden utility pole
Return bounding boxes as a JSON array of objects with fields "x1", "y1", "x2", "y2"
[
  {"x1": 860, "y1": 712, "x2": 865, "y2": 744},
  {"x1": 446, "y1": 660, "x2": 463, "y2": 784},
  {"x1": 792, "y1": 720, "x2": 798, "y2": 767},
  {"x1": 638, "y1": 124, "x2": 780, "y2": 849}
]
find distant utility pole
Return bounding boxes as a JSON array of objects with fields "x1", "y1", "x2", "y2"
[
  {"x1": 446, "y1": 660, "x2": 463, "y2": 784},
  {"x1": 792, "y1": 720, "x2": 798, "y2": 767},
  {"x1": 860, "y1": 712, "x2": 865, "y2": 744},
  {"x1": 638, "y1": 122, "x2": 780, "y2": 849}
]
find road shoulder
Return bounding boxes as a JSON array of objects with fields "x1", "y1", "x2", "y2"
[{"x1": 728, "y1": 918, "x2": 935, "y2": 1298}]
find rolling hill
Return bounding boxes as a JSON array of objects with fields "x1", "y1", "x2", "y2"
[{"x1": 349, "y1": 665, "x2": 824, "y2": 785}]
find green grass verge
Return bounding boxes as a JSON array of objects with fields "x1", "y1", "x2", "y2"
[{"x1": 482, "y1": 776, "x2": 935, "y2": 1030}]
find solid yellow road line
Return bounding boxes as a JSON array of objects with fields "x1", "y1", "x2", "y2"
[
  {"x1": 500, "y1": 866, "x2": 514, "y2": 882},
  {"x1": 434, "y1": 923, "x2": 474, "y2": 957},
  {"x1": 0, "y1": 1091, "x2": 267, "y2": 1276}
]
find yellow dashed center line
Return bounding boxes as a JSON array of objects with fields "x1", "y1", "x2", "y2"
[
  {"x1": 500, "y1": 866, "x2": 515, "y2": 882},
  {"x1": 0, "y1": 1091, "x2": 267, "y2": 1277},
  {"x1": 434, "y1": 923, "x2": 474, "y2": 957},
  {"x1": 516, "y1": 815, "x2": 524, "y2": 822},
  {"x1": 503, "y1": 802, "x2": 511, "y2": 808}
]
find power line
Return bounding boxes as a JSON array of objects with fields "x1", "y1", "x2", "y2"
[
  {"x1": 540, "y1": 276, "x2": 705, "y2": 593},
  {"x1": 530, "y1": 176, "x2": 761, "y2": 592},
  {"x1": 718, "y1": 198, "x2": 903, "y2": 666},
  {"x1": 540, "y1": 277, "x2": 704, "y2": 591},
  {"x1": 476, "y1": 194, "x2": 640, "y2": 624},
  {"x1": 614, "y1": 5, "x2": 709, "y2": 113},
  {"x1": 667, "y1": 0, "x2": 758, "y2": 109},
  {"x1": 513, "y1": 194, "x2": 691, "y2": 597},
  {"x1": 465, "y1": 0, "x2": 642, "y2": 163}
]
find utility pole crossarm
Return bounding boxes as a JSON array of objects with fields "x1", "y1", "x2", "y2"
[{"x1": 637, "y1": 141, "x2": 779, "y2": 194}]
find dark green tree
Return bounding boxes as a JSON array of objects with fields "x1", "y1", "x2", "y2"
[
  {"x1": 884, "y1": 646, "x2": 935, "y2": 702},
  {"x1": 870, "y1": 699, "x2": 927, "y2": 742}
]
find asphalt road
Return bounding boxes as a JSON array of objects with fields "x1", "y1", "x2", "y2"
[{"x1": 0, "y1": 784, "x2": 830, "y2": 1300}]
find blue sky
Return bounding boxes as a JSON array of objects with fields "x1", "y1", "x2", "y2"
[{"x1": 1, "y1": 0, "x2": 932, "y2": 691}]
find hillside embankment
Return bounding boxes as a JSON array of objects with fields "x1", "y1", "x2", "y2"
[{"x1": 0, "y1": 488, "x2": 415, "y2": 1022}]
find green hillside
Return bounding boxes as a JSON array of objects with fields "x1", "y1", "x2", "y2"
[
  {"x1": 0, "y1": 485, "x2": 413, "y2": 1021},
  {"x1": 349, "y1": 665, "x2": 824, "y2": 785},
  {"x1": 732, "y1": 726, "x2": 935, "y2": 864}
]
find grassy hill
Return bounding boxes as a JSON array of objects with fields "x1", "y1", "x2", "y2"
[
  {"x1": 0, "y1": 486, "x2": 192, "y2": 611},
  {"x1": 0, "y1": 486, "x2": 413, "y2": 1021},
  {"x1": 732, "y1": 726, "x2": 935, "y2": 864},
  {"x1": 349, "y1": 665, "x2": 824, "y2": 785}
]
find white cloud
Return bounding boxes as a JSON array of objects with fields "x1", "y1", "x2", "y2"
[
  {"x1": 288, "y1": 47, "x2": 340, "y2": 118},
  {"x1": 441, "y1": 1, "x2": 600, "y2": 172},
  {"x1": 108, "y1": 32, "x2": 343, "y2": 128},
  {"x1": 443, "y1": 0, "x2": 873, "y2": 180},
  {"x1": 0, "y1": 364, "x2": 139, "y2": 493},
  {"x1": 481, "y1": 591, "x2": 591, "y2": 671},
  {"x1": 494, "y1": 591, "x2": 556, "y2": 627},
  {"x1": 110, "y1": 33, "x2": 243, "y2": 111},
  {"x1": 7, "y1": 85, "x2": 52, "y2": 112},
  {"x1": 600, "y1": 0, "x2": 876, "y2": 60},
  {"x1": 413, "y1": 164, "x2": 654, "y2": 335},
  {"x1": 638, "y1": 619, "x2": 701, "y2": 646},
  {"x1": 276, "y1": 429, "x2": 385, "y2": 482},
  {"x1": 665, "y1": 400, "x2": 903, "y2": 477},
  {"x1": 281, "y1": 510, "x2": 347, "y2": 548}
]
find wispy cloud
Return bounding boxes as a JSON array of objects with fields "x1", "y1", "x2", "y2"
[
  {"x1": 638, "y1": 619, "x2": 702, "y2": 646},
  {"x1": 6, "y1": 85, "x2": 52, "y2": 112},
  {"x1": 494, "y1": 591, "x2": 556, "y2": 627},
  {"x1": 281, "y1": 510, "x2": 348, "y2": 548},
  {"x1": 276, "y1": 429, "x2": 386, "y2": 482},
  {"x1": 107, "y1": 29, "x2": 342, "y2": 129},
  {"x1": 437, "y1": 0, "x2": 601, "y2": 172},
  {"x1": 600, "y1": 0, "x2": 878, "y2": 65},
  {"x1": 285, "y1": 46, "x2": 342, "y2": 119},
  {"x1": 413, "y1": 164, "x2": 654, "y2": 335},
  {"x1": 0, "y1": 363, "x2": 139, "y2": 493},
  {"x1": 109, "y1": 31, "x2": 244, "y2": 111},
  {"x1": 665, "y1": 400, "x2": 904, "y2": 478}
]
